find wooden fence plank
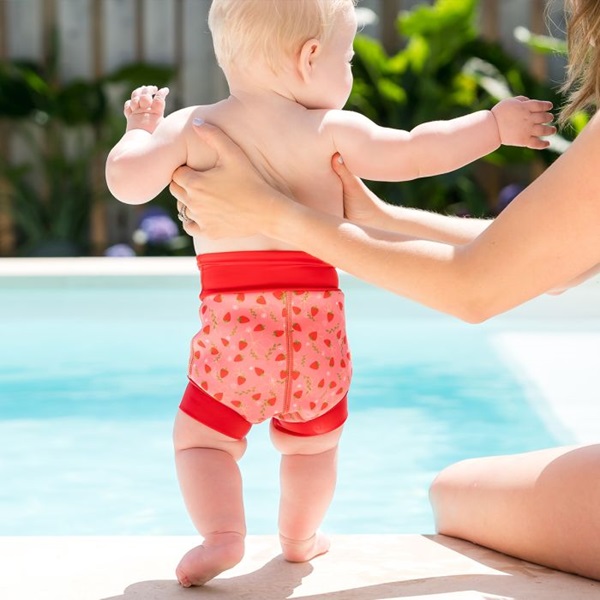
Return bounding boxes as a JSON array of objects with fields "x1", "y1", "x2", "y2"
[
  {"x1": 58, "y1": 0, "x2": 93, "y2": 80},
  {"x1": 6, "y1": 0, "x2": 43, "y2": 60}
]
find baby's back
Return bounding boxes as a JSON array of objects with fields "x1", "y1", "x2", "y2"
[{"x1": 183, "y1": 97, "x2": 343, "y2": 254}]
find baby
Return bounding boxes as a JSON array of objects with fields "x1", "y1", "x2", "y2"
[{"x1": 105, "y1": 0, "x2": 554, "y2": 587}]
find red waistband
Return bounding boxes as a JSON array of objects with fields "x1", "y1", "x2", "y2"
[{"x1": 197, "y1": 251, "x2": 339, "y2": 299}]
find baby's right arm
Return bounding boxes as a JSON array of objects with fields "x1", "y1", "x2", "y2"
[
  {"x1": 326, "y1": 98, "x2": 555, "y2": 183},
  {"x1": 106, "y1": 86, "x2": 190, "y2": 205}
]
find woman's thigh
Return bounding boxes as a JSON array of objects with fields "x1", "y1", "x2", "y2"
[{"x1": 429, "y1": 444, "x2": 600, "y2": 580}]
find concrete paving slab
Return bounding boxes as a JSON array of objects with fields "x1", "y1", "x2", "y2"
[{"x1": 1, "y1": 535, "x2": 598, "y2": 600}]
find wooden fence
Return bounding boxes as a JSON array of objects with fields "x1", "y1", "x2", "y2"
[{"x1": 0, "y1": 0, "x2": 565, "y2": 256}]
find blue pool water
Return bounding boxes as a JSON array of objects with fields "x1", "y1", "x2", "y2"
[{"x1": 0, "y1": 271, "x2": 561, "y2": 535}]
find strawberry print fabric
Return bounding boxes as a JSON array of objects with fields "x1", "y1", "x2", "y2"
[{"x1": 188, "y1": 289, "x2": 352, "y2": 424}]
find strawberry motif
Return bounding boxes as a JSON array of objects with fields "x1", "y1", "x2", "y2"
[
  {"x1": 254, "y1": 324, "x2": 265, "y2": 332},
  {"x1": 267, "y1": 397, "x2": 277, "y2": 406},
  {"x1": 310, "y1": 306, "x2": 319, "y2": 317},
  {"x1": 238, "y1": 315, "x2": 250, "y2": 323},
  {"x1": 293, "y1": 340, "x2": 302, "y2": 352},
  {"x1": 310, "y1": 361, "x2": 319, "y2": 370},
  {"x1": 275, "y1": 354, "x2": 286, "y2": 362},
  {"x1": 273, "y1": 330, "x2": 284, "y2": 337},
  {"x1": 255, "y1": 367, "x2": 265, "y2": 376},
  {"x1": 231, "y1": 400, "x2": 242, "y2": 407},
  {"x1": 214, "y1": 294, "x2": 222, "y2": 303},
  {"x1": 214, "y1": 392, "x2": 223, "y2": 401},
  {"x1": 239, "y1": 340, "x2": 248, "y2": 350},
  {"x1": 219, "y1": 368, "x2": 229, "y2": 378},
  {"x1": 223, "y1": 312, "x2": 231, "y2": 322},
  {"x1": 234, "y1": 354, "x2": 243, "y2": 362},
  {"x1": 237, "y1": 376, "x2": 246, "y2": 385},
  {"x1": 327, "y1": 312, "x2": 334, "y2": 322},
  {"x1": 236, "y1": 293, "x2": 245, "y2": 302},
  {"x1": 252, "y1": 393, "x2": 261, "y2": 401},
  {"x1": 221, "y1": 337, "x2": 230, "y2": 346},
  {"x1": 256, "y1": 295, "x2": 266, "y2": 304}
]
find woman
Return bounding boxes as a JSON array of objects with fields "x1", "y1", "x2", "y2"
[{"x1": 169, "y1": 0, "x2": 600, "y2": 580}]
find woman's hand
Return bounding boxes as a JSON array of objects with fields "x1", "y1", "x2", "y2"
[
  {"x1": 169, "y1": 120, "x2": 287, "y2": 238},
  {"x1": 331, "y1": 154, "x2": 384, "y2": 227}
]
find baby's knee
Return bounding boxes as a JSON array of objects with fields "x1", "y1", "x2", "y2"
[
  {"x1": 270, "y1": 422, "x2": 343, "y2": 455},
  {"x1": 173, "y1": 409, "x2": 248, "y2": 460}
]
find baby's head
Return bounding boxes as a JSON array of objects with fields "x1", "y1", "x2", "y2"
[{"x1": 209, "y1": 0, "x2": 357, "y2": 108}]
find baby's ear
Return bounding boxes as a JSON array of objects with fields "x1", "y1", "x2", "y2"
[{"x1": 298, "y1": 38, "x2": 321, "y2": 82}]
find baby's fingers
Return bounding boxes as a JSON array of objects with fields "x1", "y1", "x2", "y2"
[
  {"x1": 525, "y1": 99, "x2": 554, "y2": 113},
  {"x1": 527, "y1": 136, "x2": 551, "y2": 150}
]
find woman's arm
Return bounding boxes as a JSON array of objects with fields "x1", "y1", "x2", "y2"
[
  {"x1": 335, "y1": 154, "x2": 491, "y2": 244},
  {"x1": 170, "y1": 119, "x2": 600, "y2": 322},
  {"x1": 325, "y1": 98, "x2": 554, "y2": 182}
]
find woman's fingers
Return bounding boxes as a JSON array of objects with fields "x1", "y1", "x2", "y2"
[{"x1": 190, "y1": 120, "x2": 248, "y2": 166}]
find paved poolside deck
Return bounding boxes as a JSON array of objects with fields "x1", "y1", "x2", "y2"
[{"x1": 2, "y1": 534, "x2": 599, "y2": 600}]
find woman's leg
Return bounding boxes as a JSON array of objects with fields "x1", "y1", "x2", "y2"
[
  {"x1": 429, "y1": 444, "x2": 600, "y2": 580},
  {"x1": 270, "y1": 423, "x2": 344, "y2": 562},
  {"x1": 173, "y1": 409, "x2": 248, "y2": 587}
]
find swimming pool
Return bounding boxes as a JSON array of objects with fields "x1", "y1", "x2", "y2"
[{"x1": 1, "y1": 258, "x2": 596, "y2": 536}]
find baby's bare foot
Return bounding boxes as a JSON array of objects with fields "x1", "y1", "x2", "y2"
[
  {"x1": 176, "y1": 532, "x2": 245, "y2": 587},
  {"x1": 279, "y1": 531, "x2": 330, "y2": 563}
]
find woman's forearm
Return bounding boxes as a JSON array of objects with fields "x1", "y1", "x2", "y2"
[
  {"x1": 263, "y1": 199, "x2": 482, "y2": 320},
  {"x1": 374, "y1": 203, "x2": 492, "y2": 245}
]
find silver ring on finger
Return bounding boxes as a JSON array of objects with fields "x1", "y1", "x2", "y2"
[{"x1": 177, "y1": 205, "x2": 191, "y2": 223}]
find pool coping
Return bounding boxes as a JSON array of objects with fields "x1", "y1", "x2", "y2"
[{"x1": 2, "y1": 534, "x2": 598, "y2": 599}]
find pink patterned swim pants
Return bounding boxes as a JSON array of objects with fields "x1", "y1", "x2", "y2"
[{"x1": 181, "y1": 251, "x2": 352, "y2": 440}]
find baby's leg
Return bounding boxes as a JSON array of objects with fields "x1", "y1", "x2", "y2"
[
  {"x1": 173, "y1": 409, "x2": 248, "y2": 587},
  {"x1": 270, "y1": 423, "x2": 344, "y2": 562}
]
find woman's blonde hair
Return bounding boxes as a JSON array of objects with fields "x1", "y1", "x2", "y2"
[
  {"x1": 559, "y1": 0, "x2": 600, "y2": 125},
  {"x1": 208, "y1": 0, "x2": 356, "y2": 73}
]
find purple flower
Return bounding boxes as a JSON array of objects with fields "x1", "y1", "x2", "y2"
[
  {"x1": 104, "y1": 243, "x2": 136, "y2": 257},
  {"x1": 497, "y1": 183, "x2": 525, "y2": 213},
  {"x1": 136, "y1": 207, "x2": 179, "y2": 245}
]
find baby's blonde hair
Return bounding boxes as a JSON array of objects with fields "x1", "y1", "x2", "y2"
[{"x1": 208, "y1": 0, "x2": 356, "y2": 73}]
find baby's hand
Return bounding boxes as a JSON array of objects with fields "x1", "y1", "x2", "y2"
[
  {"x1": 491, "y1": 96, "x2": 556, "y2": 149},
  {"x1": 124, "y1": 85, "x2": 170, "y2": 134}
]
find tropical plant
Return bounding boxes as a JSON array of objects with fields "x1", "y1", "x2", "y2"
[
  {"x1": 347, "y1": 0, "x2": 571, "y2": 217},
  {"x1": 0, "y1": 38, "x2": 174, "y2": 256}
]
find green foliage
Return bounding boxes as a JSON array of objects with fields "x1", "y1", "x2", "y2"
[
  {"x1": 347, "y1": 0, "x2": 569, "y2": 216},
  {"x1": 0, "y1": 41, "x2": 175, "y2": 256}
]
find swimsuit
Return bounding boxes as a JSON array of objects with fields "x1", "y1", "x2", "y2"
[{"x1": 180, "y1": 251, "x2": 352, "y2": 440}]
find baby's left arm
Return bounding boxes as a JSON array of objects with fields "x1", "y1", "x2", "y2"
[
  {"x1": 327, "y1": 97, "x2": 554, "y2": 183},
  {"x1": 106, "y1": 86, "x2": 190, "y2": 204}
]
